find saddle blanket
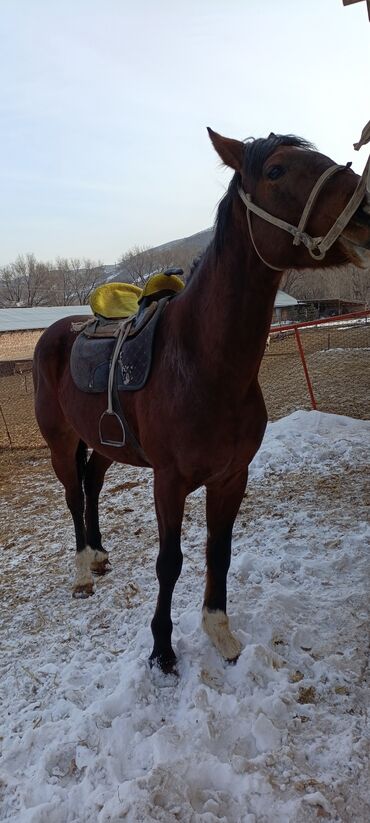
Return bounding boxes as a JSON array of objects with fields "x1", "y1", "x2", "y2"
[{"x1": 70, "y1": 300, "x2": 166, "y2": 393}]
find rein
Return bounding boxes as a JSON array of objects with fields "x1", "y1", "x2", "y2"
[{"x1": 238, "y1": 153, "x2": 370, "y2": 271}]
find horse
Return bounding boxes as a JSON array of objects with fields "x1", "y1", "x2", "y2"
[{"x1": 33, "y1": 129, "x2": 370, "y2": 674}]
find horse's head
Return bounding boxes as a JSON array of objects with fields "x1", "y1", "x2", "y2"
[{"x1": 208, "y1": 128, "x2": 370, "y2": 271}]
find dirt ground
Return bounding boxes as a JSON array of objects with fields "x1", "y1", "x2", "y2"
[
  {"x1": 0, "y1": 319, "x2": 369, "y2": 453},
  {"x1": 1, "y1": 415, "x2": 369, "y2": 822}
]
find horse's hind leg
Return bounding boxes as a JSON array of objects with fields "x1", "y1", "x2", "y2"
[
  {"x1": 84, "y1": 451, "x2": 112, "y2": 575},
  {"x1": 49, "y1": 437, "x2": 94, "y2": 598},
  {"x1": 202, "y1": 470, "x2": 248, "y2": 662}
]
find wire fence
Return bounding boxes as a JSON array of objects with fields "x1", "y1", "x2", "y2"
[
  {"x1": 260, "y1": 311, "x2": 370, "y2": 421},
  {"x1": 0, "y1": 312, "x2": 369, "y2": 449}
]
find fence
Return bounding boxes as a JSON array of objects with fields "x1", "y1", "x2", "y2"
[
  {"x1": 259, "y1": 310, "x2": 370, "y2": 421},
  {"x1": 0, "y1": 311, "x2": 369, "y2": 449}
]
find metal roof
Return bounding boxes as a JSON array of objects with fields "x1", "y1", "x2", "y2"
[
  {"x1": 0, "y1": 306, "x2": 92, "y2": 332},
  {"x1": 275, "y1": 290, "x2": 298, "y2": 308},
  {"x1": 0, "y1": 290, "x2": 297, "y2": 333}
]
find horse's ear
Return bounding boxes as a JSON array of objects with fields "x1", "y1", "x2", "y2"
[{"x1": 207, "y1": 128, "x2": 244, "y2": 172}]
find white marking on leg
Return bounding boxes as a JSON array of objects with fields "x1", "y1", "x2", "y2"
[
  {"x1": 74, "y1": 545, "x2": 94, "y2": 589},
  {"x1": 91, "y1": 549, "x2": 108, "y2": 565},
  {"x1": 90, "y1": 548, "x2": 110, "y2": 573},
  {"x1": 202, "y1": 608, "x2": 242, "y2": 660}
]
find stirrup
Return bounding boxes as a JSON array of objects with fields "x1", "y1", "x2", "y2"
[{"x1": 99, "y1": 410, "x2": 126, "y2": 447}]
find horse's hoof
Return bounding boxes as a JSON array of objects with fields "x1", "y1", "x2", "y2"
[
  {"x1": 91, "y1": 558, "x2": 111, "y2": 576},
  {"x1": 72, "y1": 583, "x2": 94, "y2": 598},
  {"x1": 226, "y1": 654, "x2": 240, "y2": 666},
  {"x1": 149, "y1": 653, "x2": 178, "y2": 676}
]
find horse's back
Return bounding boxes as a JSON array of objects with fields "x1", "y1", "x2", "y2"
[{"x1": 34, "y1": 315, "x2": 88, "y2": 371}]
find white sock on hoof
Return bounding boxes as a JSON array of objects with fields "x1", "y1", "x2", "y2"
[
  {"x1": 90, "y1": 549, "x2": 108, "y2": 564},
  {"x1": 74, "y1": 546, "x2": 94, "y2": 588},
  {"x1": 90, "y1": 548, "x2": 109, "y2": 573},
  {"x1": 202, "y1": 608, "x2": 242, "y2": 660}
]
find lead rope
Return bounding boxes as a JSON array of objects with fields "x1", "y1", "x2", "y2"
[{"x1": 354, "y1": 120, "x2": 370, "y2": 151}]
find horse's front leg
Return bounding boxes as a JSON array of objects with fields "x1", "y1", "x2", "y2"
[
  {"x1": 202, "y1": 470, "x2": 248, "y2": 662},
  {"x1": 149, "y1": 471, "x2": 187, "y2": 674}
]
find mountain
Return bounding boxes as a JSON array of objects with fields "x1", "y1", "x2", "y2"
[
  {"x1": 110, "y1": 228, "x2": 213, "y2": 284},
  {"x1": 147, "y1": 227, "x2": 213, "y2": 258},
  {"x1": 109, "y1": 227, "x2": 369, "y2": 306}
]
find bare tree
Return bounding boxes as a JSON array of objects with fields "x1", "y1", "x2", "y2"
[
  {"x1": 280, "y1": 269, "x2": 305, "y2": 296},
  {"x1": 0, "y1": 254, "x2": 106, "y2": 308},
  {"x1": 0, "y1": 254, "x2": 51, "y2": 307},
  {"x1": 19, "y1": 254, "x2": 51, "y2": 307},
  {"x1": 118, "y1": 245, "x2": 176, "y2": 286},
  {"x1": 0, "y1": 264, "x2": 24, "y2": 307},
  {"x1": 46, "y1": 257, "x2": 104, "y2": 305},
  {"x1": 65, "y1": 258, "x2": 104, "y2": 304},
  {"x1": 51, "y1": 257, "x2": 75, "y2": 305}
]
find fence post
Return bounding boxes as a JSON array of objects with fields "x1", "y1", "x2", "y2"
[
  {"x1": 0, "y1": 403, "x2": 13, "y2": 448},
  {"x1": 294, "y1": 327, "x2": 317, "y2": 410}
]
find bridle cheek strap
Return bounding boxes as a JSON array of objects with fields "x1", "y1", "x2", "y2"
[
  {"x1": 238, "y1": 154, "x2": 370, "y2": 268},
  {"x1": 314, "y1": 155, "x2": 370, "y2": 256}
]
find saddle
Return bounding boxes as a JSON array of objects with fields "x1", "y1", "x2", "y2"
[
  {"x1": 70, "y1": 299, "x2": 165, "y2": 394},
  {"x1": 70, "y1": 269, "x2": 184, "y2": 454}
]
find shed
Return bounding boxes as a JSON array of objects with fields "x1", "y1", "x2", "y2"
[
  {"x1": 0, "y1": 305, "x2": 92, "y2": 333},
  {"x1": 0, "y1": 306, "x2": 93, "y2": 365},
  {"x1": 272, "y1": 290, "x2": 298, "y2": 323}
]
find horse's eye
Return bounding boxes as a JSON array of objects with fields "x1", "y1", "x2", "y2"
[{"x1": 267, "y1": 165, "x2": 284, "y2": 181}]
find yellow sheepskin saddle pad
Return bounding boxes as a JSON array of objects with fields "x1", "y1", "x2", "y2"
[
  {"x1": 89, "y1": 270, "x2": 185, "y2": 320},
  {"x1": 138, "y1": 271, "x2": 184, "y2": 305},
  {"x1": 89, "y1": 282, "x2": 142, "y2": 319}
]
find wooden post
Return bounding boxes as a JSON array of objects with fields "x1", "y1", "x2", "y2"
[{"x1": 294, "y1": 327, "x2": 317, "y2": 410}]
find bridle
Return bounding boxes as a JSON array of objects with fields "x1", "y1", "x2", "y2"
[{"x1": 238, "y1": 154, "x2": 370, "y2": 271}]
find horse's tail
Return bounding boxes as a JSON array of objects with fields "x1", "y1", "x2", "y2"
[{"x1": 76, "y1": 440, "x2": 88, "y2": 483}]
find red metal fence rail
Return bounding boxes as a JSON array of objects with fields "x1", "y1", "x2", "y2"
[{"x1": 267, "y1": 310, "x2": 370, "y2": 412}]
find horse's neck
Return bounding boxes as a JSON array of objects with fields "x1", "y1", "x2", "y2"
[{"x1": 176, "y1": 213, "x2": 281, "y2": 385}]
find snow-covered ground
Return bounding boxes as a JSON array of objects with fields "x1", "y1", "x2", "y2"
[{"x1": 1, "y1": 411, "x2": 369, "y2": 823}]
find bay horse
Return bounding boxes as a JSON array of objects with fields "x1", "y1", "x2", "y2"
[{"x1": 33, "y1": 129, "x2": 370, "y2": 673}]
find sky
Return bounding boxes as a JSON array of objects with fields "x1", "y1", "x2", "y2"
[{"x1": 1, "y1": 0, "x2": 370, "y2": 266}]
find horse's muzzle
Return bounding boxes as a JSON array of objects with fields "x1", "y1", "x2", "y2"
[
  {"x1": 353, "y1": 201, "x2": 370, "y2": 225},
  {"x1": 342, "y1": 197, "x2": 370, "y2": 251},
  {"x1": 338, "y1": 211, "x2": 370, "y2": 269}
]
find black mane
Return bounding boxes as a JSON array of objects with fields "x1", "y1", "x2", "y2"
[
  {"x1": 214, "y1": 133, "x2": 315, "y2": 255},
  {"x1": 187, "y1": 253, "x2": 205, "y2": 282},
  {"x1": 244, "y1": 133, "x2": 314, "y2": 180}
]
